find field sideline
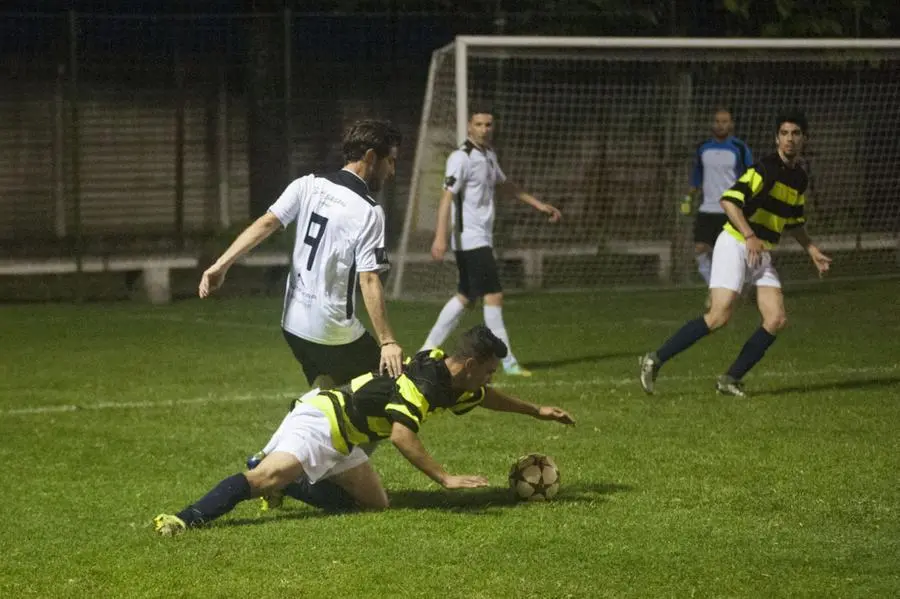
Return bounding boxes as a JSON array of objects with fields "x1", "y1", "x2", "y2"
[{"x1": 1, "y1": 279, "x2": 898, "y2": 598}]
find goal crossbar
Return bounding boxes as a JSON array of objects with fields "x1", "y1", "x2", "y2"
[{"x1": 391, "y1": 36, "x2": 900, "y2": 299}]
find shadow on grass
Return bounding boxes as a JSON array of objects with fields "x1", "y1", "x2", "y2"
[
  {"x1": 217, "y1": 482, "x2": 633, "y2": 529},
  {"x1": 522, "y1": 352, "x2": 639, "y2": 370},
  {"x1": 764, "y1": 376, "x2": 900, "y2": 396},
  {"x1": 389, "y1": 481, "x2": 633, "y2": 513}
]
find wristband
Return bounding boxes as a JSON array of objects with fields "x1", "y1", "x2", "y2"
[
  {"x1": 744, "y1": 232, "x2": 757, "y2": 239},
  {"x1": 380, "y1": 341, "x2": 398, "y2": 348}
]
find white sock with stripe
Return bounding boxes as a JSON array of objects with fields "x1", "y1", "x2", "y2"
[
  {"x1": 421, "y1": 296, "x2": 466, "y2": 351},
  {"x1": 483, "y1": 305, "x2": 518, "y2": 369}
]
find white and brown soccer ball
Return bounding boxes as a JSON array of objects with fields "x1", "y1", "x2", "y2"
[{"x1": 508, "y1": 453, "x2": 560, "y2": 501}]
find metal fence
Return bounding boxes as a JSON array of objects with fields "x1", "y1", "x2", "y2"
[{"x1": 0, "y1": 11, "x2": 481, "y2": 257}]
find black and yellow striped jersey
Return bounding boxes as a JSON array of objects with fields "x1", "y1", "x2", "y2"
[
  {"x1": 296, "y1": 349, "x2": 485, "y2": 455},
  {"x1": 721, "y1": 152, "x2": 808, "y2": 249}
]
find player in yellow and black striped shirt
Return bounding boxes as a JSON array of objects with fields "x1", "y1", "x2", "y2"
[
  {"x1": 639, "y1": 110, "x2": 832, "y2": 399},
  {"x1": 154, "y1": 325, "x2": 575, "y2": 535}
]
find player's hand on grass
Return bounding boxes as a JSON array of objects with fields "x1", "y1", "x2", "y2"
[
  {"x1": 430, "y1": 238, "x2": 448, "y2": 261},
  {"x1": 745, "y1": 235, "x2": 764, "y2": 268},
  {"x1": 808, "y1": 245, "x2": 832, "y2": 277},
  {"x1": 199, "y1": 264, "x2": 228, "y2": 298},
  {"x1": 441, "y1": 474, "x2": 490, "y2": 489},
  {"x1": 380, "y1": 342, "x2": 403, "y2": 378},
  {"x1": 537, "y1": 406, "x2": 576, "y2": 426},
  {"x1": 539, "y1": 202, "x2": 562, "y2": 223}
]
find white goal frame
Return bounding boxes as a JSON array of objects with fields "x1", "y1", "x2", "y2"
[{"x1": 391, "y1": 36, "x2": 900, "y2": 299}]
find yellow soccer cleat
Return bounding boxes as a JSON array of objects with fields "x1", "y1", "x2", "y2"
[
  {"x1": 154, "y1": 514, "x2": 187, "y2": 537},
  {"x1": 260, "y1": 491, "x2": 284, "y2": 512}
]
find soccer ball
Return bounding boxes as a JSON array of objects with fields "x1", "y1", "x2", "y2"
[{"x1": 508, "y1": 453, "x2": 560, "y2": 501}]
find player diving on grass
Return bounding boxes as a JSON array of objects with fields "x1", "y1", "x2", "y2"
[
  {"x1": 154, "y1": 325, "x2": 575, "y2": 536},
  {"x1": 639, "y1": 109, "x2": 832, "y2": 398}
]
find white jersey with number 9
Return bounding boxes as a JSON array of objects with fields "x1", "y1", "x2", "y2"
[{"x1": 267, "y1": 169, "x2": 389, "y2": 345}]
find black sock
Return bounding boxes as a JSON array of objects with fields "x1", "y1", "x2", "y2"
[
  {"x1": 657, "y1": 317, "x2": 711, "y2": 364},
  {"x1": 726, "y1": 327, "x2": 777, "y2": 380},
  {"x1": 283, "y1": 477, "x2": 357, "y2": 513},
  {"x1": 177, "y1": 473, "x2": 252, "y2": 528}
]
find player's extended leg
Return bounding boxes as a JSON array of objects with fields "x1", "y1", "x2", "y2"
[
  {"x1": 640, "y1": 287, "x2": 738, "y2": 394},
  {"x1": 717, "y1": 285, "x2": 786, "y2": 397},
  {"x1": 421, "y1": 293, "x2": 470, "y2": 351},
  {"x1": 641, "y1": 230, "x2": 746, "y2": 394},
  {"x1": 483, "y1": 292, "x2": 530, "y2": 376},
  {"x1": 154, "y1": 452, "x2": 305, "y2": 536}
]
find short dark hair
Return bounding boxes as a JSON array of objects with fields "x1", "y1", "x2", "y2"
[
  {"x1": 775, "y1": 109, "x2": 808, "y2": 135},
  {"x1": 469, "y1": 107, "x2": 494, "y2": 120},
  {"x1": 342, "y1": 119, "x2": 402, "y2": 163},
  {"x1": 453, "y1": 324, "x2": 508, "y2": 361}
]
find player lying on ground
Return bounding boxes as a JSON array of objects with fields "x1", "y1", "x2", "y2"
[{"x1": 154, "y1": 325, "x2": 575, "y2": 535}]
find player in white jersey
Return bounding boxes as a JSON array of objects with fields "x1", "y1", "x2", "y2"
[
  {"x1": 198, "y1": 119, "x2": 404, "y2": 385},
  {"x1": 420, "y1": 109, "x2": 562, "y2": 376},
  {"x1": 684, "y1": 108, "x2": 753, "y2": 284}
]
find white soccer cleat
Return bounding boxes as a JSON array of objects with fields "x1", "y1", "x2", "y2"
[
  {"x1": 503, "y1": 363, "x2": 532, "y2": 377},
  {"x1": 639, "y1": 352, "x2": 660, "y2": 394},
  {"x1": 716, "y1": 375, "x2": 749, "y2": 398}
]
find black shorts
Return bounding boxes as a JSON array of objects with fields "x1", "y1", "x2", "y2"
[
  {"x1": 455, "y1": 247, "x2": 502, "y2": 300},
  {"x1": 693, "y1": 212, "x2": 729, "y2": 248},
  {"x1": 282, "y1": 329, "x2": 380, "y2": 386}
]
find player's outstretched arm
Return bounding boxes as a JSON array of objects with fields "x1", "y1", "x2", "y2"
[
  {"x1": 480, "y1": 387, "x2": 575, "y2": 426},
  {"x1": 789, "y1": 226, "x2": 832, "y2": 277},
  {"x1": 199, "y1": 212, "x2": 282, "y2": 298},
  {"x1": 358, "y1": 271, "x2": 402, "y2": 377},
  {"x1": 497, "y1": 181, "x2": 561, "y2": 222},
  {"x1": 390, "y1": 422, "x2": 489, "y2": 489}
]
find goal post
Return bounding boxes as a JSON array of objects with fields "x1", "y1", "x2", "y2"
[{"x1": 390, "y1": 36, "x2": 900, "y2": 299}]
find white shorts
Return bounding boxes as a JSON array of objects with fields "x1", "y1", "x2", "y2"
[
  {"x1": 709, "y1": 231, "x2": 781, "y2": 292},
  {"x1": 261, "y1": 389, "x2": 369, "y2": 484}
]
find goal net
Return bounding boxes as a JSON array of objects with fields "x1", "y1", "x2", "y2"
[{"x1": 391, "y1": 37, "x2": 900, "y2": 298}]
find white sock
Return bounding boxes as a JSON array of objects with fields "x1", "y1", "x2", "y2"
[
  {"x1": 483, "y1": 305, "x2": 518, "y2": 368},
  {"x1": 421, "y1": 296, "x2": 466, "y2": 351},
  {"x1": 696, "y1": 252, "x2": 712, "y2": 284}
]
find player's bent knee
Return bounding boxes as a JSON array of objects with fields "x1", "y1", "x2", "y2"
[
  {"x1": 244, "y1": 458, "x2": 303, "y2": 494},
  {"x1": 455, "y1": 293, "x2": 474, "y2": 309},
  {"x1": 243, "y1": 468, "x2": 280, "y2": 493},
  {"x1": 483, "y1": 292, "x2": 503, "y2": 306},
  {"x1": 764, "y1": 313, "x2": 788, "y2": 333},
  {"x1": 356, "y1": 489, "x2": 390, "y2": 511},
  {"x1": 704, "y1": 308, "x2": 732, "y2": 331}
]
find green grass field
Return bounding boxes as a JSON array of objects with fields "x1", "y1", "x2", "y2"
[{"x1": 1, "y1": 280, "x2": 898, "y2": 598}]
